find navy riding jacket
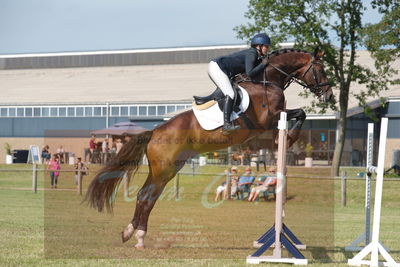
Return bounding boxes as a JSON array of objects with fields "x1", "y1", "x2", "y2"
[{"x1": 214, "y1": 48, "x2": 266, "y2": 79}]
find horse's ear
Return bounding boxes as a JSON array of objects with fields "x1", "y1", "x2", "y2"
[{"x1": 313, "y1": 47, "x2": 324, "y2": 59}]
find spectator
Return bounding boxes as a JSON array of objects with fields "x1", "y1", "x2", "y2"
[
  {"x1": 231, "y1": 152, "x2": 242, "y2": 165},
  {"x1": 237, "y1": 167, "x2": 255, "y2": 200},
  {"x1": 56, "y1": 145, "x2": 65, "y2": 163},
  {"x1": 116, "y1": 139, "x2": 123, "y2": 154},
  {"x1": 101, "y1": 138, "x2": 109, "y2": 164},
  {"x1": 74, "y1": 157, "x2": 88, "y2": 185},
  {"x1": 229, "y1": 166, "x2": 239, "y2": 199},
  {"x1": 41, "y1": 145, "x2": 51, "y2": 164},
  {"x1": 242, "y1": 147, "x2": 253, "y2": 166},
  {"x1": 47, "y1": 154, "x2": 60, "y2": 189},
  {"x1": 215, "y1": 167, "x2": 240, "y2": 201},
  {"x1": 123, "y1": 133, "x2": 132, "y2": 143},
  {"x1": 89, "y1": 135, "x2": 96, "y2": 163},
  {"x1": 248, "y1": 167, "x2": 277, "y2": 202},
  {"x1": 215, "y1": 180, "x2": 227, "y2": 201}
]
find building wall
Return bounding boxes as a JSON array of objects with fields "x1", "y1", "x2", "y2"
[
  {"x1": 1, "y1": 137, "x2": 104, "y2": 164},
  {"x1": 0, "y1": 116, "x2": 163, "y2": 137}
]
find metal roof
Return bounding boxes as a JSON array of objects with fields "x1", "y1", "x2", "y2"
[{"x1": 0, "y1": 46, "x2": 398, "y2": 117}]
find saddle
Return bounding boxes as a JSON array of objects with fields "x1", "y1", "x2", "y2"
[{"x1": 193, "y1": 85, "x2": 243, "y2": 113}]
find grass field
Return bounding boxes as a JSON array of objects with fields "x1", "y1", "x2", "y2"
[{"x1": 0, "y1": 163, "x2": 399, "y2": 266}]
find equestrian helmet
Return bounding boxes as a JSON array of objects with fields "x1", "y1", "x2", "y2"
[{"x1": 251, "y1": 33, "x2": 271, "y2": 46}]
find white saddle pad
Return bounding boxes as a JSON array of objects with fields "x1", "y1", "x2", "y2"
[{"x1": 192, "y1": 86, "x2": 250, "y2": 130}]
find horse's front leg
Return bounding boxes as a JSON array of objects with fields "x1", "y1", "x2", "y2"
[{"x1": 286, "y1": 108, "x2": 306, "y2": 147}]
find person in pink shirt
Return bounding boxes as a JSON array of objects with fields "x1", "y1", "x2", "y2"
[{"x1": 47, "y1": 154, "x2": 61, "y2": 189}]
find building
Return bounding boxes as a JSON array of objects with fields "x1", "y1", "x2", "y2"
[{"x1": 0, "y1": 45, "x2": 399, "y2": 166}]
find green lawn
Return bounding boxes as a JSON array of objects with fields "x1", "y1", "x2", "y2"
[{"x1": 0, "y1": 164, "x2": 399, "y2": 266}]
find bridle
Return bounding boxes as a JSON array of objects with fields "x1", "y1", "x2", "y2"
[{"x1": 267, "y1": 57, "x2": 331, "y2": 97}]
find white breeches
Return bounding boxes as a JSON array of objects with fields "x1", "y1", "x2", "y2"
[{"x1": 208, "y1": 61, "x2": 235, "y2": 99}]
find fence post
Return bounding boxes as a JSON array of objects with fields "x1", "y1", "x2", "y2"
[
  {"x1": 77, "y1": 168, "x2": 82, "y2": 195},
  {"x1": 226, "y1": 171, "x2": 231, "y2": 200},
  {"x1": 341, "y1": 171, "x2": 347, "y2": 207},
  {"x1": 175, "y1": 173, "x2": 180, "y2": 200},
  {"x1": 32, "y1": 163, "x2": 37, "y2": 193}
]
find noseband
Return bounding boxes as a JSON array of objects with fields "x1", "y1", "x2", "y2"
[{"x1": 300, "y1": 59, "x2": 331, "y2": 95}]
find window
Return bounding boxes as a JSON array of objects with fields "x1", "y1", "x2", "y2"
[
  {"x1": 17, "y1": 108, "x2": 24, "y2": 117},
  {"x1": 8, "y1": 108, "x2": 15, "y2": 117},
  {"x1": 121, "y1": 106, "x2": 128, "y2": 116},
  {"x1": 157, "y1": 106, "x2": 166, "y2": 115},
  {"x1": 111, "y1": 107, "x2": 119, "y2": 116},
  {"x1": 67, "y1": 107, "x2": 75, "y2": 117},
  {"x1": 177, "y1": 105, "x2": 185, "y2": 111},
  {"x1": 33, "y1": 108, "x2": 41, "y2": 117},
  {"x1": 25, "y1": 108, "x2": 33, "y2": 117},
  {"x1": 148, "y1": 106, "x2": 156, "y2": 116},
  {"x1": 130, "y1": 106, "x2": 137, "y2": 116},
  {"x1": 42, "y1": 108, "x2": 50, "y2": 117},
  {"x1": 76, "y1": 107, "x2": 84, "y2": 116},
  {"x1": 59, "y1": 107, "x2": 66, "y2": 117},
  {"x1": 94, "y1": 107, "x2": 101, "y2": 116},
  {"x1": 102, "y1": 107, "x2": 108, "y2": 116},
  {"x1": 51, "y1": 107, "x2": 58, "y2": 116},
  {"x1": 139, "y1": 106, "x2": 147, "y2": 116},
  {"x1": 0, "y1": 108, "x2": 7, "y2": 117},
  {"x1": 167, "y1": 105, "x2": 175, "y2": 113},
  {"x1": 85, "y1": 107, "x2": 93, "y2": 116}
]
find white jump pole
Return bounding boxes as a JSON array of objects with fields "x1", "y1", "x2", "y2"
[
  {"x1": 348, "y1": 118, "x2": 400, "y2": 267},
  {"x1": 345, "y1": 123, "x2": 374, "y2": 251},
  {"x1": 247, "y1": 112, "x2": 307, "y2": 265}
]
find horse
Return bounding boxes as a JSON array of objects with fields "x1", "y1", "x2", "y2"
[{"x1": 84, "y1": 48, "x2": 333, "y2": 249}]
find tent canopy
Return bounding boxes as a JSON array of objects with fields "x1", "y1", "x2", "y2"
[{"x1": 91, "y1": 122, "x2": 148, "y2": 136}]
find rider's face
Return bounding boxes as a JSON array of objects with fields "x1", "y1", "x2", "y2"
[
  {"x1": 261, "y1": 45, "x2": 269, "y2": 56},
  {"x1": 257, "y1": 45, "x2": 269, "y2": 56}
]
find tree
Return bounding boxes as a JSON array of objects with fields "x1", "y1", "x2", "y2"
[{"x1": 234, "y1": 0, "x2": 399, "y2": 176}]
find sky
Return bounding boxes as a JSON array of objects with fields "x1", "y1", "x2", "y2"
[
  {"x1": 0, "y1": 0, "x2": 249, "y2": 54},
  {"x1": 0, "y1": 0, "x2": 382, "y2": 55}
]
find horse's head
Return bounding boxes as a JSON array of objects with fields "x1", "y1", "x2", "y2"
[{"x1": 296, "y1": 50, "x2": 333, "y2": 103}]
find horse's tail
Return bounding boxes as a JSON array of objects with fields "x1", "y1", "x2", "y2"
[{"x1": 84, "y1": 131, "x2": 153, "y2": 212}]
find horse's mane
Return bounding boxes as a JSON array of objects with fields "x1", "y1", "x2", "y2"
[{"x1": 268, "y1": 48, "x2": 311, "y2": 59}]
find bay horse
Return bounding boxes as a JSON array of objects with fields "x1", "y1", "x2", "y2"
[{"x1": 85, "y1": 49, "x2": 333, "y2": 249}]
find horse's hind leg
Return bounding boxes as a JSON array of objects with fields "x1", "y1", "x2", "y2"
[
  {"x1": 123, "y1": 161, "x2": 179, "y2": 249},
  {"x1": 121, "y1": 173, "x2": 168, "y2": 248},
  {"x1": 121, "y1": 175, "x2": 152, "y2": 243}
]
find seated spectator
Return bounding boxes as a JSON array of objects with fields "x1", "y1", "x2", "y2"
[
  {"x1": 385, "y1": 164, "x2": 400, "y2": 176},
  {"x1": 215, "y1": 167, "x2": 240, "y2": 201},
  {"x1": 215, "y1": 174, "x2": 227, "y2": 202},
  {"x1": 248, "y1": 167, "x2": 277, "y2": 202},
  {"x1": 41, "y1": 145, "x2": 51, "y2": 164},
  {"x1": 237, "y1": 167, "x2": 255, "y2": 200}
]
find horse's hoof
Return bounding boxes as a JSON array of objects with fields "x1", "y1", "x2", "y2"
[{"x1": 121, "y1": 223, "x2": 135, "y2": 243}]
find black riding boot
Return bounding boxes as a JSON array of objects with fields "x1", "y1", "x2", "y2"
[{"x1": 222, "y1": 96, "x2": 240, "y2": 135}]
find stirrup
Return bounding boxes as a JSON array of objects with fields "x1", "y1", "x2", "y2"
[{"x1": 222, "y1": 123, "x2": 240, "y2": 135}]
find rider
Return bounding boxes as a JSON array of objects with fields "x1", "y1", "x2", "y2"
[{"x1": 208, "y1": 33, "x2": 271, "y2": 135}]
